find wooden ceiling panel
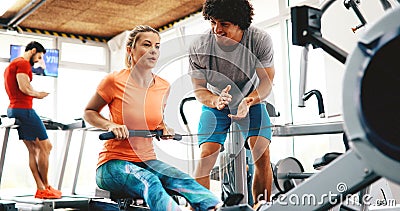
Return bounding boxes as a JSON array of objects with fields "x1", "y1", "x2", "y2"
[{"x1": 1, "y1": 0, "x2": 204, "y2": 40}]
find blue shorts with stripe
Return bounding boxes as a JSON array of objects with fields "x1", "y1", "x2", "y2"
[
  {"x1": 197, "y1": 103, "x2": 272, "y2": 149},
  {"x1": 7, "y1": 108, "x2": 48, "y2": 141}
]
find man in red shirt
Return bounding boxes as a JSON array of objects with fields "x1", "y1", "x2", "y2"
[{"x1": 4, "y1": 41, "x2": 61, "y2": 199}]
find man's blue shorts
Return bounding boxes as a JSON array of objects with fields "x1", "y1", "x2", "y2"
[
  {"x1": 197, "y1": 103, "x2": 272, "y2": 149},
  {"x1": 7, "y1": 108, "x2": 48, "y2": 141}
]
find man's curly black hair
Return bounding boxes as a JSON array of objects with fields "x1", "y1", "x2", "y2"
[{"x1": 202, "y1": 0, "x2": 254, "y2": 30}]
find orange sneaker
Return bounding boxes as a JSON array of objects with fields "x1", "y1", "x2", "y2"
[
  {"x1": 46, "y1": 186, "x2": 62, "y2": 197},
  {"x1": 35, "y1": 189, "x2": 61, "y2": 199}
]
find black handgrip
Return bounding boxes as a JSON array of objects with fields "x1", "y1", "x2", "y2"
[
  {"x1": 179, "y1": 97, "x2": 196, "y2": 125},
  {"x1": 172, "y1": 134, "x2": 182, "y2": 141},
  {"x1": 303, "y1": 89, "x2": 325, "y2": 117},
  {"x1": 99, "y1": 131, "x2": 183, "y2": 141},
  {"x1": 158, "y1": 134, "x2": 183, "y2": 141},
  {"x1": 222, "y1": 193, "x2": 244, "y2": 207},
  {"x1": 99, "y1": 130, "x2": 157, "y2": 140},
  {"x1": 99, "y1": 132, "x2": 115, "y2": 140}
]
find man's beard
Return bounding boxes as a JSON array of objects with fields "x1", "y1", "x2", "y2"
[{"x1": 29, "y1": 54, "x2": 35, "y2": 66}]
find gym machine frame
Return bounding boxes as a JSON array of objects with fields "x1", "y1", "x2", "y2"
[
  {"x1": 0, "y1": 117, "x2": 88, "y2": 211},
  {"x1": 257, "y1": 3, "x2": 400, "y2": 211}
]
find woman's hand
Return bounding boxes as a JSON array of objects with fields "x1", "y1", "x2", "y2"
[
  {"x1": 161, "y1": 125, "x2": 175, "y2": 140},
  {"x1": 215, "y1": 85, "x2": 232, "y2": 110},
  {"x1": 107, "y1": 123, "x2": 129, "y2": 140},
  {"x1": 157, "y1": 123, "x2": 175, "y2": 140},
  {"x1": 228, "y1": 97, "x2": 254, "y2": 120}
]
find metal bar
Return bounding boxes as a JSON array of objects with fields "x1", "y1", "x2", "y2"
[
  {"x1": 277, "y1": 173, "x2": 314, "y2": 179},
  {"x1": 311, "y1": 34, "x2": 348, "y2": 64},
  {"x1": 273, "y1": 122, "x2": 343, "y2": 137},
  {"x1": 0, "y1": 127, "x2": 11, "y2": 187},
  {"x1": 298, "y1": 45, "x2": 309, "y2": 107},
  {"x1": 184, "y1": 124, "x2": 196, "y2": 175},
  {"x1": 56, "y1": 130, "x2": 73, "y2": 190},
  {"x1": 8, "y1": 0, "x2": 47, "y2": 28},
  {"x1": 346, "y1": 0, "x2": 367, "y2": 25},
  {"x1": 72, "y1": 130, "x2": 87, "y2": 195},
  {"x1": 179, "y1": 97, "x2": 197, "y2": 174},
  {"x1": 230, "y1": 123, "x2": 248, "y2": 204}
]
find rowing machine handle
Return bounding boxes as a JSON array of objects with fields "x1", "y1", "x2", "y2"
[
  {"x1": 99, "y1": 131, "x2": 182, "y2": 141},
  {"x1": 99, "y1": 132, "x2": 115, "y2": 140},
  {"x1": 155, "y1": 133, "x2": 183, "y2": 141},
  {"x1": 170, "y1": 134, "x2": 182, "y2": 141}
]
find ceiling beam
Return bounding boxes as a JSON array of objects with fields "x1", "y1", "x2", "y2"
[{"x1": 7, "y1": 0, "x2": 46, "y2": 28}]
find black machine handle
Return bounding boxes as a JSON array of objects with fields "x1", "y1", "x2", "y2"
[
  {"x1": 277, "y1": 172, "x2": 314, "y2": 179},
  {"x1": 99, "y1": 132, "x2": 120, "y2": 140},
  {"x1": 99, "y1": 130, "x2": 182, "y2": 141},
  {"x1": 179, "y1": 97, "x2": 196, "y2": 125},
  {"x1": 303, "y1": 89, "x2": 325, "y2": 118},
  {"x1": 344, "y1": 0, "x2": 367, "y2": 32}
]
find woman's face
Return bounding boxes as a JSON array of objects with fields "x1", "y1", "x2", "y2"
[{"x1": 129, "y1": 32, "x2": 160, "y2": 69}]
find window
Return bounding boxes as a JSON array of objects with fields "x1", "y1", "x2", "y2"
[
  {"x1": 61, "y1": 42, "x2": 107, "y2": 65},
  {"x1": 251, "y1": 0, "x2": 280, "y2": 24},
  {"x1": 0, "y1": 33, "x2": 53, "y2": 59}
]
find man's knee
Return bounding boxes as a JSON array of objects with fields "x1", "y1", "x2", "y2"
[
  {"x1": 199, "y1": 142, "x2": 221, "y2": 159},
  {"x1": 24, "y1": 142, "x2": 38, "y2": 154},
  {"x1": 196, "y1": 143, "x2": 221, "y2": 176},
  {"x1": 254, "y1": 153, "x2": 271, "y2": 169},
  {"x1": 249, "y1": 137, "x2": 271, "y2": 162},
  {"x1": 36, "y1": 139, "x2": 52, "y2": 153},
  {"x1": 248, "y1": 136, "x2": 270, "y2": 148}
]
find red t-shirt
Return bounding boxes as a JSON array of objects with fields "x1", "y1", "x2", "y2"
[{"x1": 4, "y1": 57, "x2": 33, "y2": 109}]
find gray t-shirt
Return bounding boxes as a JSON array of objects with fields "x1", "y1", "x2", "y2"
[{"x1": 188, "y1": 26, "x2": 274, "y2": 108}]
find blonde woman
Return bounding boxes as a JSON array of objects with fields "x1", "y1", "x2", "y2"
[{"x1": 84, "y1": 25, "x2": 221, "y2": 211}]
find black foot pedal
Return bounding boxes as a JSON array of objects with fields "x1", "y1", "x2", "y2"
[
  {"x1": 223, "y1": 193, "x2": 244, "y2": 207},
  {"x1": 0, "y1": 200, "x2": 17, "y2": 211}
]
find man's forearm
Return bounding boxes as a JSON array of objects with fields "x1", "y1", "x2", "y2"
[
  {"x1": 247, "y1": 80, "x2": 272, "y2": 106},
  {"x1": 194, "y1": 89, "x2": 219, "y2": 108}
]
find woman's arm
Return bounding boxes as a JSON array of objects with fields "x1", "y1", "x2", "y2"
[
  {"x1": 158, "y1": 87, "x2": 175, "y2": 136},
  {"x1": 84, "y1": 93, "x2": 128, "y2": 139}
]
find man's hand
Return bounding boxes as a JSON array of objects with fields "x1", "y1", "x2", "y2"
[
  {"x1": 216, "y1": 85, "x2": 232, "y2": 110},
  {"x1": 228, "y1": 97, "x2": 254, "y2": 120},
  {"x1": 36, "y1": 92, "x2": 49, "y2": 99}
]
